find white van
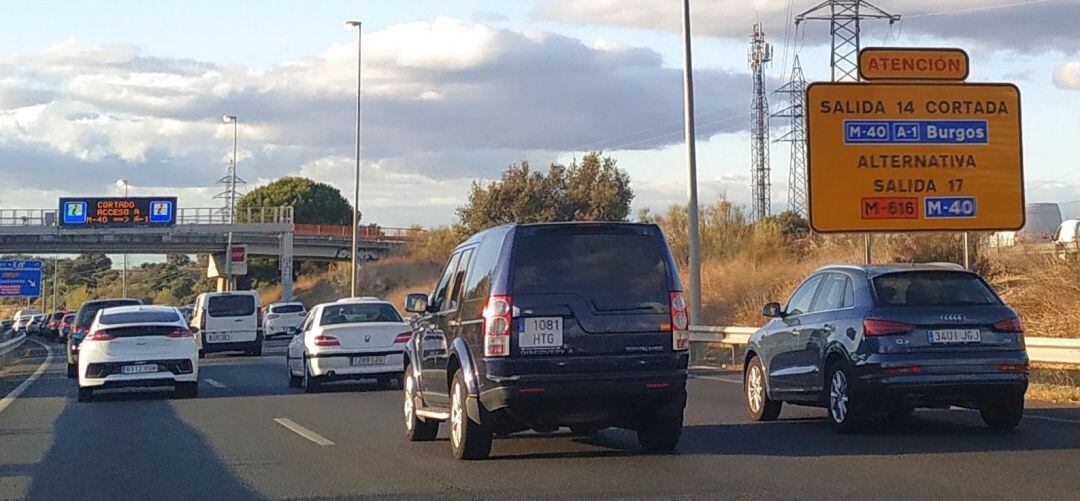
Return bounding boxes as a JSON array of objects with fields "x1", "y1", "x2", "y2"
[{"x1": 191, "y1": 291, "x2": 262, "y2": 357}]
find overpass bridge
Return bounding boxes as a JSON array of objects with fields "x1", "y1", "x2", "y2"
[{"x1": 0, "y1": 207, "x2": 419, "y2": 300}]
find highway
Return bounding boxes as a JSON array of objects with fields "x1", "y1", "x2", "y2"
[{"x1": 2, "y1": 338, "x2": 1080, "y2": 500}]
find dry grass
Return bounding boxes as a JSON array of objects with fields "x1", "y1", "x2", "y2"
[{"x1": 988, "y1": 251, "x2": 1080, "y2": 338}]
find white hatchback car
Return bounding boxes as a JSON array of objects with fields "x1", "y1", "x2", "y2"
[
  {"x1": 77, "y1": 305, "x2": 199, "y2": 402},
  {"x1": 263, "y1": 302, "x2": 307, "y2": 338},
  {"x1": 286, "y1": 298, "x2": 410, "y2": 392}
]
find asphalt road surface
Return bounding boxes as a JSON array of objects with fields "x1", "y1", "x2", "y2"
[{"x1": 2, "y1": 338, "x2": 1080, "y2": 500}]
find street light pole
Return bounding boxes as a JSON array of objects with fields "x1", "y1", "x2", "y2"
[
  {"x1": 116, "y1": 178, "x2": 129, "y2": 298},
  {"x1": 681, "y1": 0, "x2": 702, "y2": 325},
  {"x1": 222, "y1": 114, "x2": 238, "y2": 291},
  {"x1": 344, "y1": 20, "x2": 363, "y2": 298}
]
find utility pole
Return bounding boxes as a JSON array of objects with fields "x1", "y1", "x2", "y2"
[
  {"x1": 344, "y1": 20, "x2": 364, "y2": 298},
  {"x1": 772, "y1": 56, "x2": 808, "y2": 218},
  {"x1": 749, "y1": 23, "x2": 773, "y2": 221},
  {"x1": 797, "y1": 0, "x2": 900, "y2": 262},
  {"x1": 680, "y1": 0, "x2": 702, "y2": 325},
  {"x1": 53, "y1": 257, "x2": 59, "y2": 312}
]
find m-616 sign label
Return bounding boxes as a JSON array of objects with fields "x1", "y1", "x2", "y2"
[{"x1": 806, "y1": 81, "x2": 1023, "y2": 233}]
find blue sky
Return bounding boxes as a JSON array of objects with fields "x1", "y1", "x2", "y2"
[{"x1": 1, "y1": 0, "x2": 1078, "y2": 232}]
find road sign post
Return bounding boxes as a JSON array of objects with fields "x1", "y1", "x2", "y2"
[{"x1": 806, "y1": 48, "x2": 1024, "y2": 236}]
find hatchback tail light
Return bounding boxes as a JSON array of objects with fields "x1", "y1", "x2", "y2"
[
  {"x1": 314, "y1": 335, "x2": 340, "y2": 347},
  {"x1": 266, "y1": 314, "x2": 279, "y2": 320},
  {"x1": 483, "y1": 295, "x2": 512, "y2": 357},
  {"x1": 863, "y1": 318, "x2": 915, "y2": 337},
  {"x1": 992, "y1": 317, "x2": 1024, "y2": 333},
  {"x1": 670, "y1": 291, "x2": 689, "y2": 351},
  {"x1": 166, "y1": 328, "x2": 194, "y2": 338},
  {"x1": 393, "y1": 331, "x2": 412, "y2": 344},
  {"x1": 86, "y1": 329, "x2": 115, "y2": 341}
]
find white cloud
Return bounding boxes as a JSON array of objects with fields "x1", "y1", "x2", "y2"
[{"x1": 1054, "y1": 61, "x2": 1080, "y2": 89}]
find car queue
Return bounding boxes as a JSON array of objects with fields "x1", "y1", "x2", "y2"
[{"x1": 13, "y1": 222, "x2": 1031, "y2": 460}]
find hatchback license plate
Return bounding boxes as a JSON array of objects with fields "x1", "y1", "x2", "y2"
[
  {"x1": 207, "y1": 333, "x2": 230, "y2": 343},
  {"x1": 929, "y1": 329, "x2": 981, "y2": 344},
  {"x1": 520, "y1": 317, "x2": 563, "y2": 351},
  {"x1": 350, "y1": 356, "x2": 385, "y2": 366},
  {"x1": 121, "y1": 364, "x2": 158, "y2": 375}
]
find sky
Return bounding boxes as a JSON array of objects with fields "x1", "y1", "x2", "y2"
[{"x1": 1, "y1": 0, "x2": 1079, "y2": 233}]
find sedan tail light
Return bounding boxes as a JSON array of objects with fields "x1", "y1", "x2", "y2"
[
  {"x1": 483, "y1": 295, "x2": 512, "y2": 357},
  {"x1": 86, "y1": 329, "x2": 115, "y2": 341},
  {"x1": 166, "y1": 328, "x2": 194, "y2": 338},
  {"x1": 393, "y1": 331, "x2": 412, "y2": 344},
  {"x1": 863, "y1": 318, "x2": 915, "y2": 337},
  {"x1": 314, "y1": 335, "x2": 340, "y2": 347},
  {"x1": 992, "y1": 317, "x2": 1024, "y2": 333},
  {"x1": 670, "y1": 291, "x2": 689, "y2": 351}
]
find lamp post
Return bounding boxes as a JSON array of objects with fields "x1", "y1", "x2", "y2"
[
  {"x1": 222, "y1": 114, "x2": 237, "y2": 290},
  {"x1": 681, "y1": 0, "x2": 702, "y2": 325},
  {"x1": 115, "y1": 178, "x2": 129, "y2": 298},
  {"x1": 344, "y1": 20, "x2": 362, "y2": 298}
]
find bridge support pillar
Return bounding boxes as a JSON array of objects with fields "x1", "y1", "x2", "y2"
[{"x1": 280, "y1": 231, "x2": 294, "y2": 302}]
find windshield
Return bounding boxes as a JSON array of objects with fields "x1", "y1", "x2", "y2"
[
  {"x1": 320, "y1": 303, "x2": 402, "y2": 326},
  {"x1": 873, "y1": 272, "x2": 1001, "y2": 307},
  {"x1": 76, "y1": 300, "x2": 141, "y2": 329},
  {"x1": 207, "y1": 295, "x2": 256, "y2": 317},
  {"x1": 512, "y1": 228, "x2": 669, "y2": 311}
]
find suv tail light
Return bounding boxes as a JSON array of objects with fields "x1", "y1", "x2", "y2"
[
  {"x1": 483, "y1": 295, "x2": 512, "y2": 357},
  {"x1": 863, "y1": 318, "x2": 915, "y2": 337},
  {"x1": 393, "y1": 331, "x2": 412, "y2": 344},
  {"x1": 670, "y1": 291, "x2": 690, "y2": 350},
  {"x1": 86, "y1": 329, "x2": 115, "y2": 341},
  {"x1": 992, "y1": 317, "x2": 1024, "y2": 333},
  {"x1": 166, "y1": 328, "x2": 194, "y2": 338},
  {"x1": 314, "y1": 335, "x2": 340, "y2": 347}
]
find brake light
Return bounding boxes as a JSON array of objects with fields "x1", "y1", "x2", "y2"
[
  {"x1": 997, "y1": 362, "x2": 1029, "y2": 373},
  {"x1": 314, "y1": 335, "x2": 340, "y2": 347},
  {"x1": 863, "y1": 318, "x2": 914, "y2": 336},
  {"x1": 393, "y1": 331, "x2": 412, "y2": 344},
  {"x1": 993, "y1": 317, "x2": 1024, "y2": 333},
  {"x1": 670, "y1": 291, "x2": 689, "y2": 351},
  {"x1": 86, "y1": 329, "x2": 115, "y2": 341},
  {"x1": 166, "y1": 328, "x2": 194, "y2": 338},
  {"x1": 483, "y1": 295, "x2": 512, "y2": 357},
  {"x1": 882, "y1": 365, "x2": 923, "y2": 376}
]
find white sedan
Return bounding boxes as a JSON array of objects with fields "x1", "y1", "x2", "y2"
[
  {"x1": 286, "y1": 298, "x2": 411, "y2": 392},
  {"x1": 77, "y1": 305, "x2": 199, "y2": 402}
]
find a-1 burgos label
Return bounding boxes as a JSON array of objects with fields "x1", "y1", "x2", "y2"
[{"x1": 806, "y1": 82, "x2": 1023, "y2": 233}]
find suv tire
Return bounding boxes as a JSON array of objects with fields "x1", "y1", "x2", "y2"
[
  {"x1": 826, "y1": 361, "x2": 865, "y2": 433},
  {"x1": 980, "y1": 395, "x2": 1024, "y2": 430},
  {"x1": 404, "y1": 370, "x2": 438, "y2": 442},
  {"x1": 449, "y1": 370, "x2": 491, "y2": 460},
  {"x1": 637, "y1": 411, "x2": 683, "y2": 453},
  {"x1": 745, "y1": 356, "x2": 782, "y2": 421}
]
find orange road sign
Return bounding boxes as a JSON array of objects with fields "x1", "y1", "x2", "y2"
[
  {"x1": 859, "y1": 47, "x2": 969, "y2": 81},
  {"x1": 805, "y1": 82, "x2": 1023, "y2": 233}
]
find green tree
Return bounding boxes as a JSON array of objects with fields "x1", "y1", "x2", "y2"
[
  {"x1": 456, "y1": 152, "x2": 633, "y2": 233},
  {"x1": 238, "y1": 177, "x2": 353, "y2": 225}
]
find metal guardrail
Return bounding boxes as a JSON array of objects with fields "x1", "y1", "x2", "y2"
[
  {"x1": 689, "y1": 325, "x2": 1080, "y2": 366},
  {"x1": 0, "y1": 332, "x2": 27, "y2": 367}
]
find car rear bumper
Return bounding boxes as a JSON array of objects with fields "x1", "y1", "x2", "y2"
[
  {"x1": 855, "y1": 351, "x2": 1029, "y2": 407},
  {"x1": 79, "y1": 361, "x2": 198, "y2": 389},
  {"x1": 307, "y1": 351, "x2": 404, "y2": 378},
  {"x1": 201, "y1": 339, "x2": 260, "y2": 354}
]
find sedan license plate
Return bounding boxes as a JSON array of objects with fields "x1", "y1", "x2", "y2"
[
  {"x1": 121, "y1": 364, "x2": 158, "y2": 375},
  {"x1": 207, "y1": 333, "x2": 230, "y2": 343},
  {"x1": 520, "y1": 317, "x2": 563, "y2": 352},
  {"x1": 350, "y1": 356, "x2": 385, "y2": 366},
  {"x1": 929, "y1": 329, "x2": 981, "y2": 344}
]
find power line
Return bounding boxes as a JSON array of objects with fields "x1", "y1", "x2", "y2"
[{"x1": 906, "y1": 0, "x2": 1059, "y2": 18}]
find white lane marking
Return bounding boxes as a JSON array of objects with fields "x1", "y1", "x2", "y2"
[
  {"x1": 0, "y1": 339, "x2": 52, "y2": 417},
  {"x1": 274, "y1": 418, "x2": 335, "y2": 446},
  {"x1": 204, "y1": 378, "x2": 227, "y2": 388},
  {"x1": 692, "y1": 374, "x2": 743, "y2": 385}
]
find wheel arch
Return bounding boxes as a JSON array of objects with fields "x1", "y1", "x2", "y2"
[{"x1": 447, "y1": 337, "x2": 480, "y2": 396}]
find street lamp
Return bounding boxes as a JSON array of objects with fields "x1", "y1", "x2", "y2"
[
  {"x1": 343, "y1": 20, "x2": 362, "y2": 298},
  {"x1": 221, "y1": 114, "x2": 238, "y2": 290},
  {"x1": 116, "y1": 178, "x2": 129, "y2": 298}
]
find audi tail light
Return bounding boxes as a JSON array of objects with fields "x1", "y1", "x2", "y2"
[
  {"x1": 992, "y1": 317, "x2": 1024, "y2": 333},
  {"x1": 863, "y1": 319, "x2": 915, "y2": 337}
]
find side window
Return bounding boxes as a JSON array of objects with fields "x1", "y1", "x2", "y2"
[
  {"x1": 811, "y1": 274, "x2": 847, "y2": 312},
  {"x1": 443, "y1": 249, "x2": 474, "y2": 312},
  {"x1": 843, "y1": 277, "x2": 855, "y2": 308},
  {"x1": 463, "y1": 233, "x2": 504, "y2": 302},
  {"x1": 786, "y1": 275, "x2": 823, "y2": 316},
  {"x1": 430, "y1": 252, "x2": 462, "y2": 311},
  {"x1": 301, "y1": 309, "x2": 316, "y2": 332}
]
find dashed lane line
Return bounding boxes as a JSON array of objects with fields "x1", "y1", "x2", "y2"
[
  {"x1": 0, "y1": 339, "x2": 53, "y2": 417},
  {"x1": 204, "y1": 378, "x2": 227, "y2": 388},
  {"x1": 274, "y1": 418, "x2": 335, "y2": 446},
  {"x1": 692, "y1": 374, "x2": 743, "y2": 385}
]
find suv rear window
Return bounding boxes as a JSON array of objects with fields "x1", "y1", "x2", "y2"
[
  {"x1": 208, "y1": 295, "x2": 256, "y2": 317},
  {"x1": 512, "y1": 227, "x2": 669, "y2": 311},
  {"x1": 99, "y1": 310, "x2": 181, "y2": 325},
  {"x1": 873, "y1": 271, "x2": 1000, "y2": 306},
  {"x1": 271, "y1": 304, "x2": 305, "y2": 314},
  {"x1": 77, "y1": 300, "x2": 141, "y2": 329}
]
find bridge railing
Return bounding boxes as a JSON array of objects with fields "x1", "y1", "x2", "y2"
[
  {"x1": 180, "y1": 206, "x2": 294, "y2": 225},
  {"x1": 293, "y1": 224, "x2": 422, "y2": 241},
  {"x1": 0, "y1": 209, "x2": 54, "y2": 227}
]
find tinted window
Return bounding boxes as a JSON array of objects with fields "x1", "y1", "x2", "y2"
[
  {"x1": 873, "y1": 271, "x2": 1000, "y2": 306},
  {"x1": 270, "y1": 304, "x2": 305, "y2": 314},
  {"x1": 99, "y1": 310, "x2": 181, "y2": 325},
  {"x1": 462, "y1": 231, "x2": 505, "y2": 302},
  {"x1": 443, "y1": 249, "x2": 473, "y2": 312},
  {"x1": 811, "y1": 274, "x2": 848, "y2": 312},
  {"x1": 511, "y1": 228, "x2": 669, "y2": 311},
  {"x1": 320, "y1": 303, "x2": 403, "y2": 325},
  {"x1": 843, "y1": 278, "x2": 855, "y2": 308},
  {"x1": 207, "y1": 295, "x2": 256, "y2": 317},
  {"x1": 430, "y1": 253, "x2": 462, "y2": 311},
  {"x1": 786, "y1": 275, "x2": 822, "y2": 316},
  {"x1": 77, "y1": 300, "x2": 140, "y2": 329}
]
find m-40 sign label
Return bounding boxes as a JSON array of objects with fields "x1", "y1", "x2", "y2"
[{"x1": 806, "y1": 81, "x2": 1023, "y2": 232}]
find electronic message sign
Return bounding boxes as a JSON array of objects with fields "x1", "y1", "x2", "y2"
[
  {"x1": 59, "y1": 197, "x2": 177, "y2": 228},
  {"x1": 806, "y1": 75, "x2": 1023, "y2": 233}
]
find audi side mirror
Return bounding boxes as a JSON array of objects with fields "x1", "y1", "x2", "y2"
[
  {"x1": 762, "y1": 302, "x2": 784, "y2": 318},
  {"x1": 405, "y1": 293, "x2": 429, "y2": 314}
]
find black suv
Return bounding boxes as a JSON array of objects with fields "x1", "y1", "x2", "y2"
[
  {"x1": 744, "y1": 264, "x2": 1028, "y2": 431},
  {"x1": 402, "y1": 222, "x2": 689, "y2": 459},
  {"x1": 67, "y1": 298, "x2": 142, "y2": 378}
]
